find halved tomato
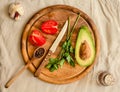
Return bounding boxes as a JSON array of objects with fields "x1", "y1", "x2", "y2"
[
  {"x1": 29, "y1": 30, "x2": 46, "y2": 46},
  {"x1": 41, "y1": 20, "x2": 58, "y2": 34}
]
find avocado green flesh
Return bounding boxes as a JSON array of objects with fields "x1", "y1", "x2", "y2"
[{"x1": 75, "y1": 26, "x2": 96, "y2": 66}]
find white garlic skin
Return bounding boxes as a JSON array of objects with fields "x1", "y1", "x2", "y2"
[{"x1": 9, "y1": 3, "x2": 24, "y2": 20}]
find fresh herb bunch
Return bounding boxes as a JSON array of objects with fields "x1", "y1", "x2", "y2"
[{"x1": 45, "y1": 14, "x2": 81, "y2": 72}]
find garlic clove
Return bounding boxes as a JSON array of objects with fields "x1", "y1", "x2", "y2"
[{"x1": 9, "y1": 3, "x2": 24, "y2": 20}]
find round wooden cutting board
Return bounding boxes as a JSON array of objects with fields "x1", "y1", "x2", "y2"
[{"x1": 21, "y1": 5, "x2": 100, "y2": 84}]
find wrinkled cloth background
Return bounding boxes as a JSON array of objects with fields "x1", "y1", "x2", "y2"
[{"x1": 0, "y1": 0, "x2": 120, "y2": 92}]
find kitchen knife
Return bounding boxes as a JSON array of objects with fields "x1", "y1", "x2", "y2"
[{"x1": 35, "y1": 20, "x2": 68, "y2": 77}]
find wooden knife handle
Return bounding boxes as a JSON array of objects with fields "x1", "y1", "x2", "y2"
[
  {"x1": 5, "y1": 58, "x2": 35, "y2": 88},
  {"x1": 35, "y1": 50, "x2": 52, "y2": 77}
]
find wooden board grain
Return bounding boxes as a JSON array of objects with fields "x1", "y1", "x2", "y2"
[{"x1": 21, "y1": 5, "x2": 100, "y2": 84}]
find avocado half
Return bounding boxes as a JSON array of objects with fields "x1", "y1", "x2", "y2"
[{"x1": 75, "y1": 26, "x2": 96, "y2": 66}]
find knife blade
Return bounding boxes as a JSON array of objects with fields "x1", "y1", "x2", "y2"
[
  {"x1": 50, "y1": 20, "x2": 68, "y2": 53},
  {"x1": 35, "y1": 20, "x2": 68, "y2": 77}
]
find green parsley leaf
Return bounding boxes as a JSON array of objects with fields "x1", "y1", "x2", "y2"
[
  {"x1": 57, "y1": 58, "x2": 65, "y2": 68},
  {"x1": 49, "y1": 58, "x2": 58, "y2": 64},
  {"x1": 45, "y1": 63, "x2": 52, "y2": 69},
  {"x1": 53, "y1": 64, "x2": 58, "y2": 70},
  {"x1": 50, "y1": 66, "x2": 56, "y2": 72},
  {"x1": 70, "y1": 45, "x2": 74, "y2": 53}
]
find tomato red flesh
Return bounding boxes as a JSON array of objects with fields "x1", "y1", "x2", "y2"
[
  {"x1": 41, "y1": 20, "x2": 58, "y2": 34},
  {"x1": 29, "y1": 30, "x2": 46, "y2": 46}
]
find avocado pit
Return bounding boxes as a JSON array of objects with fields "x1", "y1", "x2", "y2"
[{"x1": 79, "y1": 40, "x2": 91, "y2": 60}]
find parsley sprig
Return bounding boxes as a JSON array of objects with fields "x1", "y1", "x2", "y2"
[{"x1": 45, "y1": 14, "x2": 80, "y2": 72}]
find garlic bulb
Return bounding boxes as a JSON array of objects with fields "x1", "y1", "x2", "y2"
[{"x1": 9, "y1": 3, "x2": 24, "y2": 20}]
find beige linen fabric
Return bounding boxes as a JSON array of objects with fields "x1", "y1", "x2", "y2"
[{"x1": 0, "y1": 0, "x2": 120, "y2": 92}]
